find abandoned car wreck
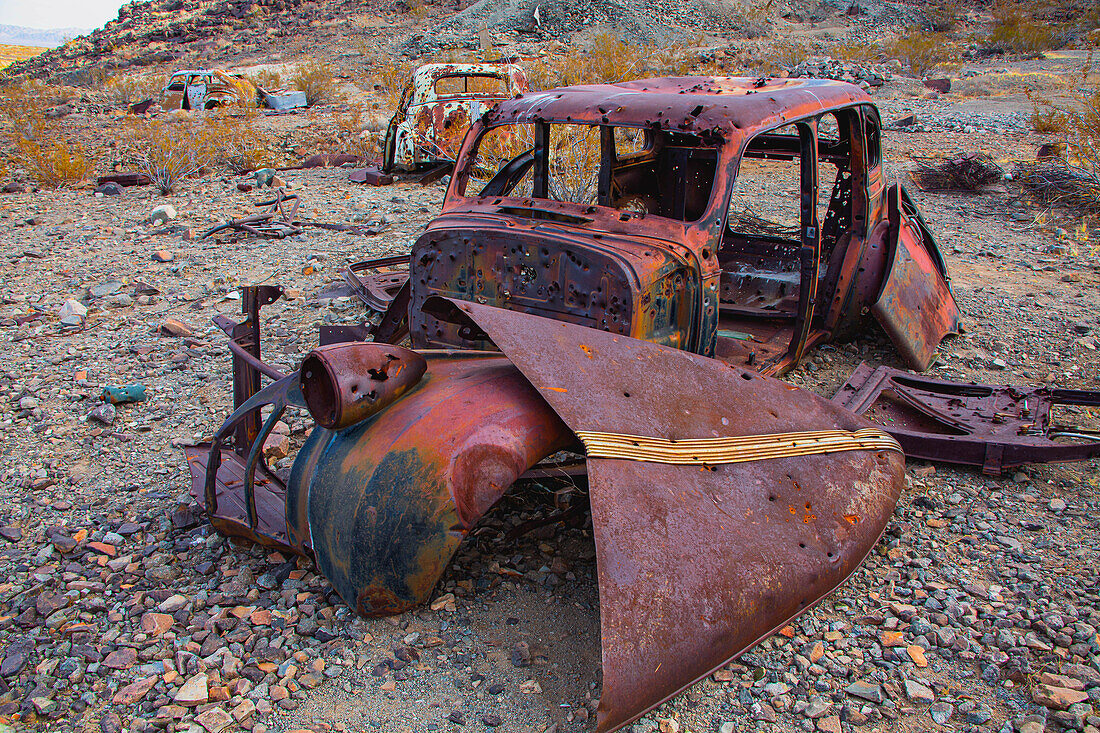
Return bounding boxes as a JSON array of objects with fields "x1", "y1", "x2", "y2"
[{"x1": 186, "y1": 77, "x2": 1100, "y2": 732}]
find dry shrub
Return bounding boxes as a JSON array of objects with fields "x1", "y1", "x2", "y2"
[
  {"x1": 926, "y1": 0, "x2": 961, "y2": 33},
  {"x1": 831, "y1": 40, "x2": 882, "y2": 64},
  {"x1": 1024, "y1": 62, "x2": 1100, "y2": 211},
  {"x1": 12, "y1": 137, "x2": 94, "y2": 187},
  {"x1": 291, "y1": 59, "x2": 341, "y2": 106},
  {"x1": 206, "y1": 110, "x2": 279, "y2": 173},
  {"x1": 527, "y1": 32, "x2": 699, "y2": 91},
  {"x1": 375, "y1": 57, "x2": 414, "y2": 109},
  {"x1": 103, "y1": 72, "x2": 164, "y2": 107},
  {"x1": 0, "y1": 79, "x2": 93, "y2": 187},
  {"x1": 738, "y1": 0, "x2": 776, "y2": 39},
  {"x1": 1031, "y1": 106, "x2": 1065, "y2": 133},
  {"x1": 407, "y1": 0, "x2": 427, "y2": 18},
  {"x1": 987, "y1": 1, "x2": 1057, "y2": 55},
  {"x1": 886, "y1": 29, "x2": 959, "y2": 76},
  {"x1": 910, "y1": 153, "x2": 1004, "y2": 191},
  {"x1": 120, "y1": 116, "x2": 214, "y2": 194},
  {"x1": 247, "y1": 68, "x2": 284, "y2": 92}
]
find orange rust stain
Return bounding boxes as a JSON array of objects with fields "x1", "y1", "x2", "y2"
[
  {"x1": 580, "y1": 344, "x2": 593, "y2": 358},
  {"x1": 843, "y1": 514, "x2": 861, "y2": 525},
  {"x1": 545, "y1": 387, "x2": 568, "y2": 393}
]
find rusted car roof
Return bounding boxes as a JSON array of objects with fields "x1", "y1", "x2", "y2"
[
  {"x1": 410, "y1": 61, "x2": 525, "y2": 88},
  {"x1": 486, "y1": 76, "x2": 869, "y2": 140}
]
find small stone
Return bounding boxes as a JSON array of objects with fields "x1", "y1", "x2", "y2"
[
  {"x1": 58, "y1": 298, "x2": 87, "y2": 323},
  {"x1": 907, "y1": 645, "x2": 928, "y2": 667},
  {"x1": 804, "y1": 698, "x2": 831, "y2": 718},
  {"x1": 141, "y1": 612, "x2": 173, "y2": 636},
  {"x1": 159, "y1": 318, "x2": 194, "y2": 337},
  {"x1": 482, "y1": 714, "x2": 502, "y2": 727},
  {"x1": 929, "y1": 702, "x2": 954, "y2": 725},
  {"x1": 1033, "y1": 684, "x2": 1089, "y2": 709},
  {"x1": 905, "y1": 679, "x2": 935, "y2": 702},
  {"x1": 511, "y1": 641, "x2": 531, "y2": 667},
  {"x1": 152, "y1": 250, "x2": 174, "y2": 262},
  {"x1": 845, "y1": 680, "x2": 883, "y2": 704},
  {"x1": 95, "y1": 182, "x2": 123, "y2": 196},
  {"x1": 88, "y1": 403, "x2": 117, "y2": 425},
  {"x1": 113, "y1": 676, "x2": 157, "y2": 705},
  {"x1": 1049, "y1": 498, "x2": 1066, "y2": 511},
  {"x1": 816, "y1": 715, "x2": 842, "y2": 733},
  {"x1": 174, "y1": 674, "x2": 209, "y2": 706},
  {"x1": 0, "y1": 526, "x2": 21, "y2": 542},
  {"x1": 448, "y1": 710, "x2": 465, "y2": 725},
  {"x1": 103, "y1": 647, "x2": 137, "y2": 669},
  {"x1": 150, "y1": 204, "x2": 177, "y2": 225},
  {"x1": 194, "y1": 707, "x2": 233, "y2": 733}
]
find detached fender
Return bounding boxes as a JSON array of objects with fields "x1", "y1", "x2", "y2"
[
  {"x1": 871, "y1": 184, "x2": 961, "y2": 371},
  {"x1": 286, "y1": 351, "x2": 572, "y2": 615}
]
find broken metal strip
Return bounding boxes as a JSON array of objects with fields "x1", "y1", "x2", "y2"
[{"x1": 575, "y1": 428, "x2": 901, "y2": 465}]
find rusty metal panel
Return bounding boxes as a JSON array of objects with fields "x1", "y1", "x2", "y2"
[
  {"x1": 834, "y1": 362, "x2": 1100, "y2": 475},
  {"x1": 435, "y1": 298, "x2": 904, "y2": 733},
  {"x1": 871, "y1": 184, "x2": 961, "y2": 371},
  {"x1": 296, "y1": 352, "x2": 572, "y2": 615}
]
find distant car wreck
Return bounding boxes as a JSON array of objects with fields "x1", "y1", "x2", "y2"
[
  {"x1": 185, "y1": 77, "x2": 1099, "y2": 732},
  {"x1": 161, "y1": 69, "x2": 307, "y2": 111},
  {"x1": 162, "y1": 69, "x2": 254, "y2": 110},
  {"x1": 351, "y1": 61, "x2": 528, "y2": 185}
]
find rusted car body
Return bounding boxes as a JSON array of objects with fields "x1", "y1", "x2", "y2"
[
  {"x1": 381, "y1": 62, "x2": 529, "y2": 173},
  {"x1": 163, "y1": 69, "x2": 252, "y2": 110},
  {"x1": 188, "y1": 77, "x2": 1095, "y2": 731}
]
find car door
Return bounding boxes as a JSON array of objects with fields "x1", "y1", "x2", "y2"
[{"x1": 186, "y1": 75, "x2": 208, "y2": 110}]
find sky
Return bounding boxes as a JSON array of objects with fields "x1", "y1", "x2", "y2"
[{"x1": 0, "y1": 0, "x2": 126, "y2": 31}]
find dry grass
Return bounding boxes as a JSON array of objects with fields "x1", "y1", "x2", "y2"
[
  {"x1": 374, "y1": 57, "x2": 414, "y2": 109},
  {"x1": 886, "y1": 29, "x2": 959, "y2": 76},
  {"x1": 291, "y1": 59, "x2": 341, "y2": 106},
  {"x1": 0, "y1": 44, "x2": 48, "y2": 69},
  {"x1": 0, "y1": 79, "x2": 93, "y2": 187}
]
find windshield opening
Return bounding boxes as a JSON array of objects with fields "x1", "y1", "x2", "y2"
[{"x1": 459, "y1": 122, "x2": 718, "y2": 223}]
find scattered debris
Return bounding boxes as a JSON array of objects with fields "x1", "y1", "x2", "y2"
[
  {"x1": 910, "y1": 152, "x2": 1004, "y2": 191},
  {"x1": 199, "y1": 189, "x2": 387, "y2": 240},
  {"x1": 1015, "y1": 160, "x2": 1100, "y2": 213},
  {"x1": 162, "y1": 69, "x2": 253, "y2": 111},
  {"x1": 101, "y1": 385, "x2": 148, "y2": 404}
]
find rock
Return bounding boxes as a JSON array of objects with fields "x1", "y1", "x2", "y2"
[
  {"x1": 448, "y1": 711, "x2": 465, "y2": 725},
  {"x1": 159, "y1": 318, "x2": 194, "y2": 337},
  {"x1": 929, "y1": 702, "x2": 954, "y2": 724},
  {"x1": 905, "y1": 679, "x2": 935, "y2": 702},
  {"x1": 150, "y1": 204, "x2": 177, "y2": 226},
  {"x1": 1049, "y1": 498, "x2": 1066, "y2": 511},
  {"x1": 845, "y1": 680, "x2": 883, "y2": 704},
  {"x1": 58, "y1": 298, "x2": 88, "y2": 324},
  {"x1": 95, "y1": 182, "x2": 123, "y2": 196},
  {"x1": 511, "y1": 641, "x2": 532, "y2": 667},
  {"x1": 158, "y1": 594, "x2": 188, "y2": 613},
  {"x1": 0, "y1": 526, "x2": 21, "y2": 542},
  {"x1": 174, "y1": 674, "x2": 209, "y2": 706},
  {"x1": 804, "y1": 698, "x2": 831, "y2": 718},
  {"x1": 112, "y1": 676, "x2": 157, "y2": 705},
  {"x1": 906, "y1": 645, "x2": 928, "y2": 667},
  {"x1": 254, "y1": 169, "x2": 276, "y2": 187},
  {"x1": 1033, "y1": 684, "x2": 1089, "y2": 709},
  {"x1": 18, "y1": 396, "x2": 39, "y2": 410},
  {"x1": 194, "y1": 707, "x2": 234, "y2": 733},
  {"x1": 88, "y1": 403, "x2": 116, "y2": 425},
  {"x1": 103, "y1": 647, "x2": 137, "y2": 669},
  {"x1": 482, "y1": 714, "x2": 502, "y2": 727},
  {"x1": 816, "y1": 715, "x2": 842, "y2": 733},
  {"x1": 152, "y1": 250, "x2": 174, "y2": 262},
  {"x1": 1, "y1": 639, "x2": 32, "y2": 677},
  {"x1": 90, "y1": 280, "x2": 123, "y2": 297}
]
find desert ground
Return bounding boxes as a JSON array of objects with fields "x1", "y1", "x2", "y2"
[{"x1": 0, "y1": 2, "x2": 1098, "y2": 733}]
